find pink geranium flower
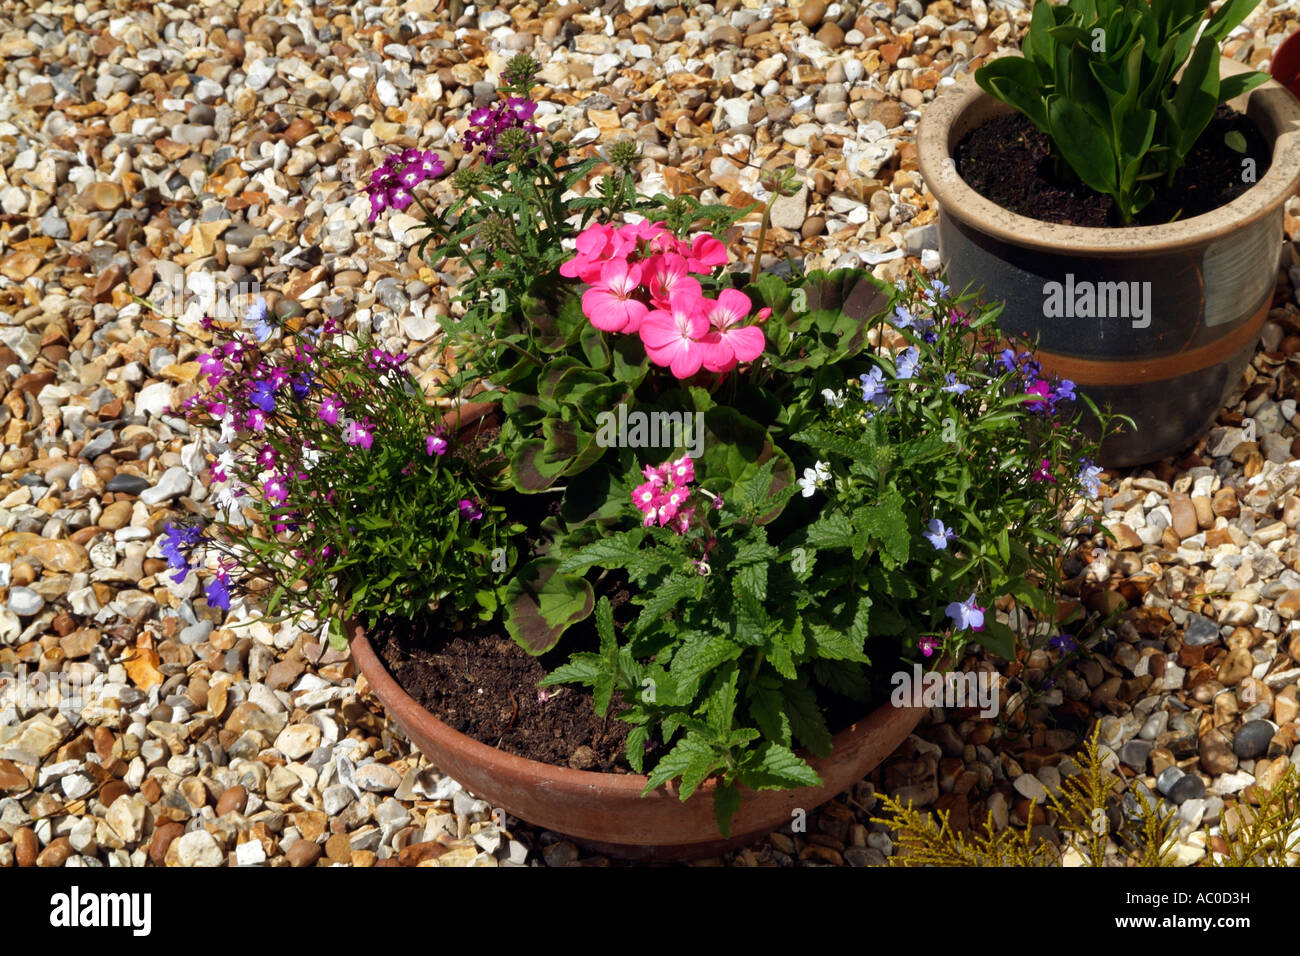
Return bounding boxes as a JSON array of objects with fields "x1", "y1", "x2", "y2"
[
  {"x1": 560, "y1": 223, "x2": 634, "y2": 284},
  {"x1": 642, "y1": 253, "x2": 700, "y2": 310},
  {"x1": 639, "y1": 287, "x2": 714, "y2": 379},
  {"x1": 699, "y1": 289, "x2": 767, "y2": 373},
  {"x1": 684, "y1": 233, "x2": 728, "y2": 272},
  {"x1": 581, "y1": 259, "x2": 649, "y2": 333}
]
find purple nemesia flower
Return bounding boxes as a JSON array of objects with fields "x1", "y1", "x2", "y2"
[
  {"x1": 458, "y1": 499, "x2": 483, "y2": 521},
  {"x1": 256, "y1": 445, "x2": 276, "y2": 469},
  {"x1": 319, "y1": 394, "x2": 343, "y2": 425},
  {"x1": 919, "y1": 635, "x2": 941, "y2": 658},
  {"x1": 945, "y1": 593, "x2": 985, "y2": 632},
  {"x1": 426, "y1": 434, "x2": 447, "y2": 456},
  {"x1": 924, "y1": 518, "x2": 957, "y2": 551},
  {"x1": 942, "y1": 373, "x2": 970, "y2": 395},
  {"x1": 245, "y1": 409, "x2": 267, "y2": 431},
  {"x1": 895, "y1": 346, "x2": 920, "y2": 380},
  {"x1": 1032, "y1": 458, "x2": 1055, "y2": 483}
]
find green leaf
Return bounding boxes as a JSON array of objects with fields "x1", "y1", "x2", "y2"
[
  {"x1": 978, "y1": 619, "x2": 1018, "y2": 659},
  {"x1": 1172, "y1": 36, "x2": 1220, "y2": 158},
  {"x1": 808, "y1": 623, "x2": 870, "y2": 662},
  {"x1": 1224, "y1": 129, "x2": 1247, "y2": 153},
  {"x1": 1046, "y1": 95, "x2": 1117, "y2": 195},
  {"x1": 1219, "y1": 69, "x2": 1269, "y2": 104},
  {"x1": 643, "y1": 731, "x2": 721, "y2": 800},
  {"x1": 540, "y1": 653, "x2": 600, "y2": 687},
  {"x1": 504, "y1": 558, "x2": 595, "y2": 655},
  {"x1": 713, "y1": 782, "x2": 743, "y2": 838},
  {"x1": 975, "y1": 56, "x2": 1049, "y2": 131},
  {"x1": 625, "y1": 724, "x2": 650, "y2": 774},
  {"x1": 670, "y1": 632, "x2": 743, "y2": 699},
  {"x1": 739, "y1": 743, "x2": 823, "y2": 791},
  {"x1": 633, "y1": 572, "x2": 702, "y2": 636},
  {"x1": 592, "y1": 596, "x2": 618, "y2": 716},
  {"x1": 784, "y1": 682, "x2": 833, "y2": 757},
  {"x1": 557, "y1": 528, "x2": 647, "y2": 573}
]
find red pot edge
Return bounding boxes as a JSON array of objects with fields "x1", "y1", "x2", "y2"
[{"x1": 349, "y1": 619, "x2": 929, "y2": 856}]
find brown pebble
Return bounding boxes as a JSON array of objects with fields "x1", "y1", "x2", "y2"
[
  {"x1": 93, "y1": 726, "x2": 115, "y2": 762},
  {"x1": 149, "y1": 821, "x2": 185, "y2": 866},
  {"x1": 284, "y1": 118, "x2": 315, "y2": 145},
  {"x1": 398, "y1": 841, "x2": 449, "y2": 866},
  {"x1": 36, "y1": 837, "x2": 74, "y2": 867},
  {"x1": 99, "y1": 779, "x2": 129, "y2": 807},
  {"x1": 14, "y1": 827, "x2": 38, "y2": 867},
  {"x1": 351, "y1": 850, "x2": 377, "y2": 867},
  {"x1": 286, "y1": 839, "x2": 322, "y2": 867},
  {"x1": 799, "y1": 0, "x2": 827, "y2": 27},
  {"x1": 801, "y1": 215, "x2": 826, "y2": 239},
  {"x1": 325, "y1": 832, "x2": 351, "y2": 863},
  {"x1": 216, "y1": 784, "x2": 248, "y2": 817},
  {"x1": 141, "y1": 777, "x2": 162, "y2": 803}
]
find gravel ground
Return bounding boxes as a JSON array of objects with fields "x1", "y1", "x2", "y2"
[{"x1": 1, "y1": 0, "x2": 1300, "y2": 867}]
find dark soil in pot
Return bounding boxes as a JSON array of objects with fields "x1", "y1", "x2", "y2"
[
  {"x1": 955, "y1": 105, "x2": 1272, "y2": 227},
  {"x1": 368, "y1": 611, "x2": 646, "y2": 773},
  {"x1": 368, "y1": 603, "x2": 902, "y2": 777}
]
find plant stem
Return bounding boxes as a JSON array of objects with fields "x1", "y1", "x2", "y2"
[{"x1": 749, "y1": 198, "x2": 774, "y2": 286}]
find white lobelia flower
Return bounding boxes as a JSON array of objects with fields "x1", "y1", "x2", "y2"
[
  {"x1": 798, "y1": 460, "x2": 832, "y2": 498},
  {"x1": 821, "y1": 388, "x2": 845, "y2": 408}
]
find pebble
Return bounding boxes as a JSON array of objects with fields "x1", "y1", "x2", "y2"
[{"x1": 1232, "y1": 720, "x2": 1275, "y2": 760}]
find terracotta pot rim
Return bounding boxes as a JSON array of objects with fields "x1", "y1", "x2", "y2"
[
  {"x1": 917, "y1": 56, "x2": 1300, "y2": 256},
  {"x1": 349, "y1": 618, "x2": 926, "y2": 798}
]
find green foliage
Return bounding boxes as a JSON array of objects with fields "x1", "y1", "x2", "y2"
[
  {"x1": 178, "y1": 323, "x2": 522, "y2": 650},
  {"x1": 976, "y1": 0, "x2": 1268, "y2": 222}
]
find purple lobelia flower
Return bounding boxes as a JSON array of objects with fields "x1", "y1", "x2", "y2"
[{"x1": 945, "y1": 593, "x2": 985, "y2": 632}]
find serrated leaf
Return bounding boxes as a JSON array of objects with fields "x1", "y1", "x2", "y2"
[
  {"x1": 783, "y1": 682, "x2": 833, "y2": 757},
  {"x1": 539, "y1": 653, "x2": 600, "y2": 687},
  {"x1": 643, "y1": 731, "x2": 721, "y2": 801},
  {"x1": 633, "y1": 572, "x2": 701, "y2": 636},
  {"x1": 670, "y1": 632, "x2": 743, "y2": 699},
  {"x1": 712, "y1": 782, "x2": 743, "y2": 838},
  {"x1": 740, "y1": 743, "x2": 822, "y2": 791}
]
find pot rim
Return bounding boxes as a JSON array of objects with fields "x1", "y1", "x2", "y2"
[
  {"x1": 348, "y1": 618, "x2": 928, "y2": 799},
  {"x1": 916, "y1": 56, "x2": 1300, "y2": 256}
]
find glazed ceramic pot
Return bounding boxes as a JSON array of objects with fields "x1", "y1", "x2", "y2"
[
  {"x1": 349, "y1": 621, "x2": 926, "y2": 861},
  {"x1": 917, "y1": 58, "x2": 1300, "y2": 467}
]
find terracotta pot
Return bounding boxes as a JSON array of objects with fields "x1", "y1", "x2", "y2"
[
  {"x1": 349, "y1": 621, "x2": 926, "y2": 860},
  {"x1": 917, "y1": 58, "x2": 1300, "y2": 467}
]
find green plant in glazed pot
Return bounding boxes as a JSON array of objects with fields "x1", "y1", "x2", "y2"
[{"x1": 916, "y1": 0, "x2": 1300, "y2": 468}]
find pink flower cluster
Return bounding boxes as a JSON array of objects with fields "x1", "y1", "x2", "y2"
[
  {"x1": 631, "y1": 455, "x2": 698, "y2": 533},
  {"x1": 563, "y1": 221, "x2": 770, "y2": 379}
]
